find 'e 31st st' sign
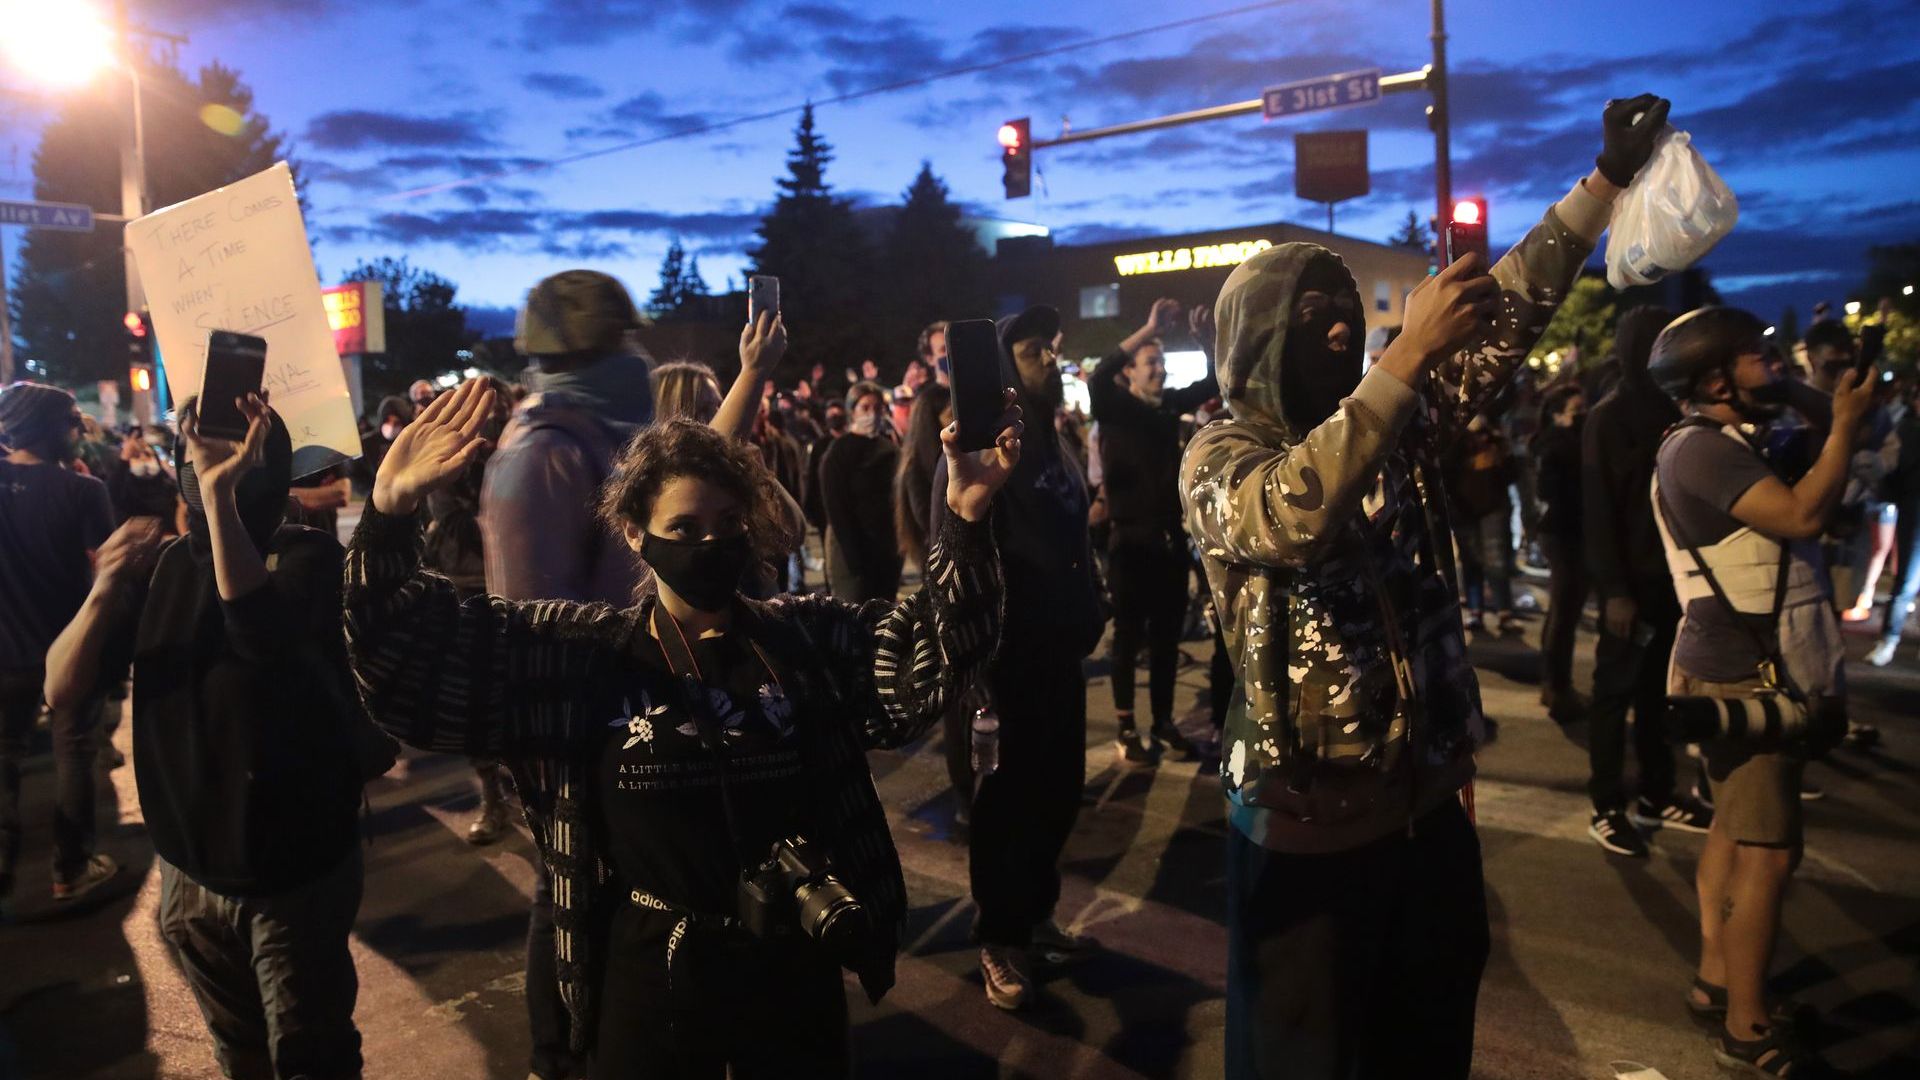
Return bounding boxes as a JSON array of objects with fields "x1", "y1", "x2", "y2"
[{"x1": 1262, "y1": 69, "x2": 1382, "y2": 120}]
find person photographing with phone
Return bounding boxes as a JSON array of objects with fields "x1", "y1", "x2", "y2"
[
  {"x1": 1182, "y1": 95, "x2": 1671, "y2": 1078},
  {"x1": 45, "y1": 390, "x2": 381, "y2": 1079},
  {"x1": 346, "y1": 376, "x2": 1023, "y2": 1076}
]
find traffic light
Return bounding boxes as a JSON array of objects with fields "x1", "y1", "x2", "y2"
[
  {"x1": 1445, "y1": 196, "x2": 1488, "y2": 268},
  {"x1": 999, "y1": 118, "x2": 1031, "y2": 200}
]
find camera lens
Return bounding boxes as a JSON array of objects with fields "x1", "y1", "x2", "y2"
[{"x1": 795, "y1": 876, "x2": 869, "y2": 958}]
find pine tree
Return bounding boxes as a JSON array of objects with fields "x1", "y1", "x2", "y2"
[
  {"x1": 1387, "y1": 210, "x2": 1434, "y2": 255},
  {"x1": 648, "y1": 239, "x2": 690, "y2": 317},
  {"x1": 684, "y1": 256, "x2": 710, "y2": 300},
  {"x1": 883, "y1": 162, "x2": 989, "y2": 354},
  {"x1": 10, "y1": 57, "x2": 294, "y2": 389},
  {"x1": 748, "y1": 105, "x2": 875, "y2": 378}
]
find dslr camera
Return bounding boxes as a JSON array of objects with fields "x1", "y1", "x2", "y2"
[
  {"x1": 1664, "y1": 692, "x2": 1846, "y2": 755},
  {"x1": 738, "y1": 835, "x2": 869, "y2": 963}
]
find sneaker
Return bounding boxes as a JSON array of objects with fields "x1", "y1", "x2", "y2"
[
  {"x1": 1841, "y1": 603, "x2": 1874, "y2": 623},
  {"x1": 1032, "y1": 917, "x2": 1095, "y2": 963},
  {"x1": 1115, "y1": 729, "x2": 1159, "y2": 770},
  {"x1": 980, "y1": 945, "x2": 1032, "y2": 1010},
  {"x1": 1589, "y1": 810, "x2": 1650, "y2": 857},
  {"x1": 1632, "y1": 794, "x2": 1713, "y2": 834},
  {"x1": 1149, "y1": 720, "x2": 1197, "y2": 762},
  {"x1": 1844, "y1": 720, "x2": 1882, "y2": 749},
  {"x1": 52, "y1": 854, "x2": 119, "y2": 902},
  {"x1": 1866, "y1": 638, "x2": 1898, "y2": 667},
  {"x1": 1799, "y1": 779, "x2": 1825, "y2": 801},
  {"x1": 466, "y1": 799, "x2": 509, "y2": 846}
]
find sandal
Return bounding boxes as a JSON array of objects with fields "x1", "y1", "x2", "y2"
[
  {"x1": 1713, "y1": 1024, "x2": 1818, "y2": 1077},
  {"x1": 1687, "y1": 977, "x2": 1814, "y2": 1030}
]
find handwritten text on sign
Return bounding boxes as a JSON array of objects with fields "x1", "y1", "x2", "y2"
[{"x1": 127, "y1": 162, "x2": 358, "y2": 462}]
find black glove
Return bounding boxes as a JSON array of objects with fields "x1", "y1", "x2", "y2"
[{"x1": 1595, "y1": 93, "x2": 1672, "y2": 187}]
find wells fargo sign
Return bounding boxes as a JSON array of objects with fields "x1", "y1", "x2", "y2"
[
  {"x1": 1113, "y1": 239, "x2": 1272, "y2": 276},
  {"x1": 320, "y1": 281, "x2": 386, "y2": 355}
]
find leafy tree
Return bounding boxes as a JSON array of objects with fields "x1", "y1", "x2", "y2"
[
  {"x1": 10, "y1": 57, "x2": 294, "y2": 390},
  {"x1": 1854, "y1": 243, "x2": 1920, "y2": 371},
  {"x1": 343, "y1": 257, "x2": 471, "y2": 404},
  {"x1": 748, "y1": 105, "x2": 876, "y2": 379},
  {"x1": 1530, "y1": 275, "x2": 1617, "y2": 373},
  {"x1": 882, "y1": 162, "x2": 989, "y2": 355},
  {"x1": 646, "y1": 238, "x2": 712, "y2": 320},
  {"x1": 1387, "y1": 210, "x2": 1434, "y2": 256}
]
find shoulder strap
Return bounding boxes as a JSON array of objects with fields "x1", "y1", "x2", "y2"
[
  {"x1": 1653, "y1": 431, "x2": 1802, "y2": 701},
  {"x1": 648, "y1": 606, "x2": 759, "y2": 866}
]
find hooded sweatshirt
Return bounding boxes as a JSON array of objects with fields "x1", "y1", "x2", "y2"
[
  {"x1": 1181, "y1": 179, "x2": 1609, "y2": 853},
  {"x1": 126, "y1": 414, "x2": 366, "y2": 895},
  {"x1": 1582, "y1": 308, "x2": 1683, "y2": 603}
]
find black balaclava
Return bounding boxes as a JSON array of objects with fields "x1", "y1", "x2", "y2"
[
  {"x1": 1279, "y1": 255, "x2": 1367, "y2": 432},
  {"x1": 178, "y1": 406, "x2": 295, "y2": 564},
  {"x1": 1613, "y1": 305, "x2": 1674, "y2": 383}
]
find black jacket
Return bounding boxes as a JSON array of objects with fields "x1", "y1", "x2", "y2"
[
  {"x1": 1089, "y1": 347, "x2": 1217, "y2": 526},
  {"x1": 1582, "y1": 377, "x2": 1681, "y2": 599},
  {"x1": 124, "y1": 528, "x2": 366, "y2": 896},
  {"x1": 819, "y1": 433, "x2": 903, "y2": 603},
  {"x1": 1531, "y1": 423, "x2": 1584, "y2": 538}
]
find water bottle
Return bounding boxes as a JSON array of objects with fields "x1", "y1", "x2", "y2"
[{"x1": 971, "y1": 705, "x2": 1000, "y2": 781}]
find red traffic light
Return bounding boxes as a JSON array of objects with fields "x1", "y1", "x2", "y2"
[
  {"x1": 124, "y1": 311, "x2": 147, "y2": 337},
  {"x1": 1452, "y1": 199, "x2": 1482, "y2": 226},
  {"x1": 997, "y1": 123, "x2": 1024, "y2": 150}
]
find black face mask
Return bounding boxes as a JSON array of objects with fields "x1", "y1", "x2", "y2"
[
  {"x1": 1733, "y1": 379, "x2": 1791, "y2": 422},
  {"x1": 641, "y1": 532, "x2": 755, "y2": 613},
  {"x1": 1280, "y1": 260, "x2": 1364, "y2": 432}
]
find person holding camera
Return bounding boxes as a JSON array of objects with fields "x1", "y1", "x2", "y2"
[
  {"x1": 345, "y1": 378, "x2": 1022, "y2": 1076},
  {"x1": 1647, "y1": 306, "x2": 1872, "y2": 1078}
]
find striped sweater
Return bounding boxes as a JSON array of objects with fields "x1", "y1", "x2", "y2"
[{"x1": 343, "y1": 505, "x2": 1001, "y2": 1053}]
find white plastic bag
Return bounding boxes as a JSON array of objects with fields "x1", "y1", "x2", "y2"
[{"x1": 1605, "y1": 127, "x2": 1739, "y2": 289}]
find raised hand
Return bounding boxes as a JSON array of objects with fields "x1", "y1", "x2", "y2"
[
  {"x1": 183, "y1": 391, "x2": 272, "y2": 496},
  {"x1": 1188, "y1": 303, "x2": 1215, "y2": 347},
  {"x1": 1595, "y1": 93, "x2": 1671, "y2": 187},
  {"x1": 1379, "y1": 252, "x2": 1499, "y2": 386},
  {"x1": 943, "y1": 390, "x2": 1024, "y2": 523},
  {"x1": 94, "y1": 516, "x2": 165, "y2": 590},
  {"x1": 739, "y1": 310, "x2": 787, "y2": 380},
  {"x1": 372, "y1": 378, "x2": 498, "y2": 516}
]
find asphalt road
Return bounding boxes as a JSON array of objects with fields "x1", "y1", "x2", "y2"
[{"x1": 3, "y1": 597, "x2": 1916, "y2": 1079}]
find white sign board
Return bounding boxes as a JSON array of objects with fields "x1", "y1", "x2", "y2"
[{"x1": 126, "y1": 162, "x2": 358, "y2": 462}]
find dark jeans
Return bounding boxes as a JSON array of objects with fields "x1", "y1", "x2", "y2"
[
  {"x1": 1226, "y1": 800, "x2": 1488, "y2": 1080},
  {"x1": 1107, "y1": 523, "x2": 1190, "y2": 726},
  {"x1": 942, "y1": 695, "x2": 974, "y2": 824},
  {"x1": 1453, "y1": 508, "x2": 1514, "y2": 613},
  {"x1": 1587, "y1": 586, "x2": 1681, "y2": 813},
  {"x1": 528, "y1": 876, "x2": 578, "y2": 1080},
  {"x1": 0, "y1": 666, "x2": 101, "y2": 883},
  {"x1": 1880, "y1": 499, "x2": 1920, "y2": 646},
  {"x1": 593, "y1": 903, "x2": 848, "y2": 1078},
  {"x1": 1539, "y1": 534, "x2": 1589, "y2": 694},
  {"x1": 157, "y1": 850, "x2": 363, "y2": 1080},
  {"x1": 971, "y1": 653, "x2": 1087, "y2": 947}
]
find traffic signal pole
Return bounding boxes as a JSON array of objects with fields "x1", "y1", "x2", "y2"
[
  {"x1": 1429, "y1": 0, "x2": 1452, "y2": 253},
  {"x1": 1026, "y1": 69, "x2": 1431, "y2": 151}
]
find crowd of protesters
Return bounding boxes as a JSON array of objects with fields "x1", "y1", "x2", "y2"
[{"x1": 0, "y1": 90, "x2": 1913, "y2": 1080}]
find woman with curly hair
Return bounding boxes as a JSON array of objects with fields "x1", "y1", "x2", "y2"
[{"x1": 345, "y1": 377, "x2": 1023, "y2": 1076}]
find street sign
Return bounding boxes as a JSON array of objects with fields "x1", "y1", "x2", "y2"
[
  {"x1": 1295, "y1": 130, "x2": 1370, "y2": 204},
  {"x1": 0, "y1": 199, "x2": 94, "y2": 232},
  {"x1": 1263, "y1": 69, "x2": 1381, "y2": 120}
]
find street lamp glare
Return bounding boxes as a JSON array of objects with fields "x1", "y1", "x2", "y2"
[
  {"x1": 0, "y1": 2, "x2": 113, "y2": 90},
  {"x1": 1906, "y1": 285, "x2": 1916, "y2": 296},
  {"x1": 1845, "y1": 301, "x2": 1863, "y2": 316}
]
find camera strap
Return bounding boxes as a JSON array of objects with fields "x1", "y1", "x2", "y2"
[{"x1": 648, "y1": 604, "x2": 783, "y2": 869}]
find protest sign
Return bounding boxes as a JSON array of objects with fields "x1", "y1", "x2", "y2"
[{"x1": 126, "y1": 162, "x2": 359, "y2": 467}]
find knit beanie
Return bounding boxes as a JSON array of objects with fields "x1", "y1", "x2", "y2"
[{"x1": 0, "y1": 382, "x2": 77, "y2": 453}]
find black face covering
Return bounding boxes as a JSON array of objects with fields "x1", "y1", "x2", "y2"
[
  {"x1": 177, "y1": 408, "x2": 295, "y2": 564},
  {"x1": 1732, "y1": 378, "x2": 1791, "y2": 423},
  {"x1": 1279, "y1": 258, "x2": 1365, "y2": 432},
  {"x1": 641, "y1": 532, "x2": 755, "y2": 613}
]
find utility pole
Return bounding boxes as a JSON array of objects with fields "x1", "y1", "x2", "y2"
[
  {"x1": 0, "y1": 230, "x2": 13, "y2": 384},
  {"x1": 1430, "y1": 0, "x2": 1452, "y2": 237},
  {"x1": 114, "y1": 0, "x2": 150, "y2": 316}
]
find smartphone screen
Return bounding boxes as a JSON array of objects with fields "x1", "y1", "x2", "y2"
[
  {"x1": 946, "y1": 319, "x2": 1004, "y2": 453},
  {"x1": 748, "y1": 275, "x2": 779, "y2": 323},
  {"x1": 198, "y1": 330, "x2": 268, "y2": 440}
]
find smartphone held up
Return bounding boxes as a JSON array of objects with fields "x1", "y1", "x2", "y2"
[
  {"x1": 197, "y1": 330, "x2": 268, "y2": 440},
  {"x1": 945, "y1": 319, "x2": 1010, "y2": 453}
]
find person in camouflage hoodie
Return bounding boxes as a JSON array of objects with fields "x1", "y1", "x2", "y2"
[{"x1": 1181, "y1": 95, "x2": 1673, "y2": 1079}]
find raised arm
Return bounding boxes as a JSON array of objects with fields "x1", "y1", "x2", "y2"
[
  {"x1": 713, "y1": 312, "x2": 786, "y2": 442},
  {"x1": 44, "y1": 518, "x2": 163, "y2": 712},
  {"x1": 350, "y1": 379, "x2": 624, "y2": 757},
  {"x1": 800, "y1": 397, "x2": 1021, "y2": 749},
  {"x1": 1728, "y1": 369, "x2": 1876, "y2": 541}
]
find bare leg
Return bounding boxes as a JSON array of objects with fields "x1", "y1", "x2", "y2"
[
  {"x1": 1693, "y1": 818, "x2": 1735, "y2": 1001},
  {"x1": 1721, "y1": 843, "x2": 1792, "y2": 1038}
]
